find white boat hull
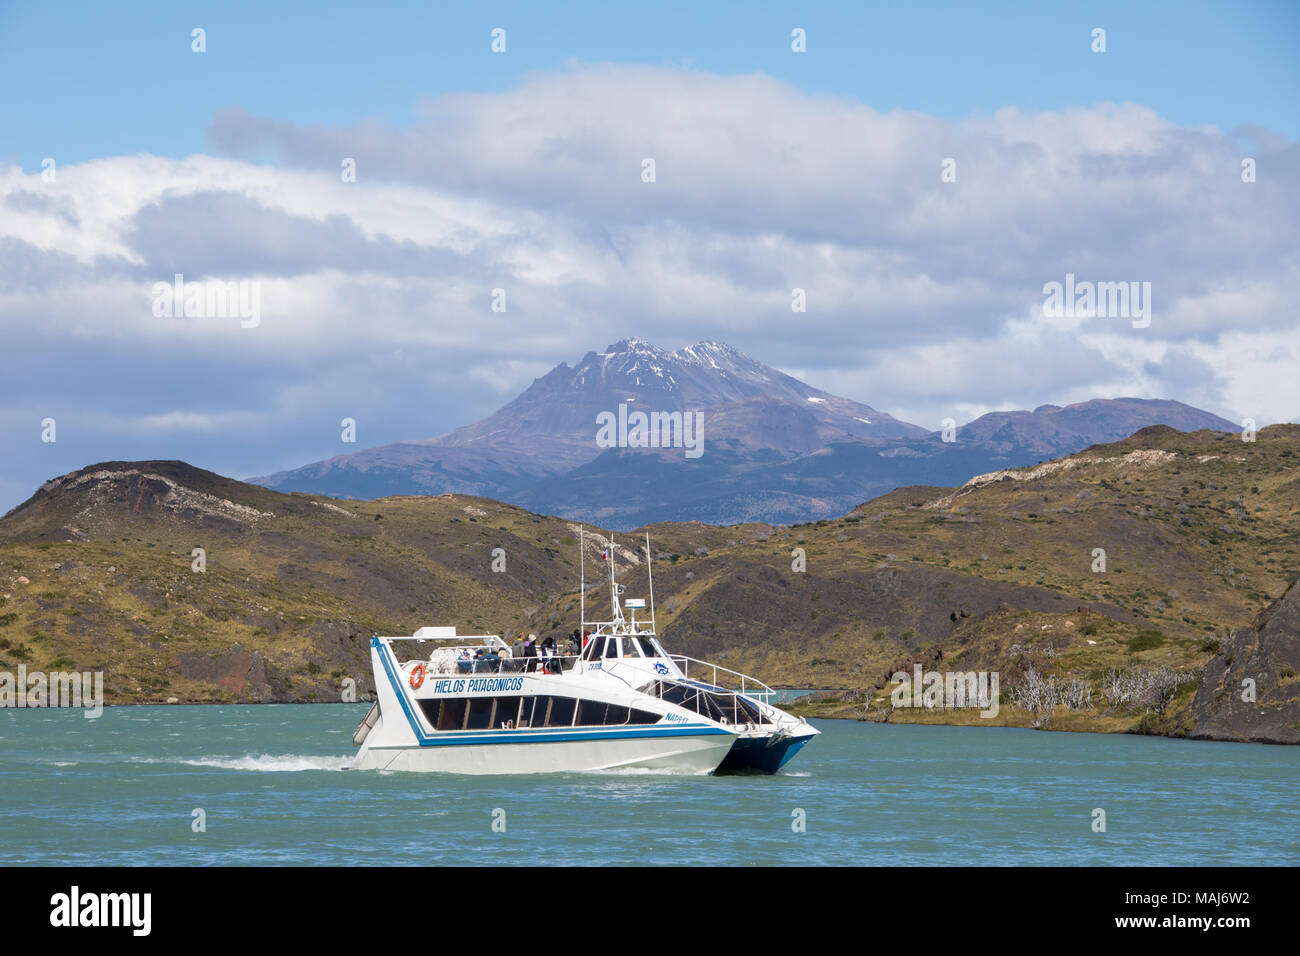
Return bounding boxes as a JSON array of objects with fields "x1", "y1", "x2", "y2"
[{"x1": 352, "y1": 715, "x2": 734, "y2": 774}]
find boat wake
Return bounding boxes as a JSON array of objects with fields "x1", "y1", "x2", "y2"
[
  {"x1": 590, "y1": 765, "x2": 713, "y2": 776},
  {"x1": 172, "y1": 754, "x2": 352, "y2": 772}
]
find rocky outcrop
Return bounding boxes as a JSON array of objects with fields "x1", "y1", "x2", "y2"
[
  {"x1": 173, "y1": 630, "x2": 375, "y2": 704},
  {"x1": 1189, "y1": 578, "x2": 1300, "y2": 745},
  {"x1": 178, "y1": 644, "x2": 274, "y2": 701}
]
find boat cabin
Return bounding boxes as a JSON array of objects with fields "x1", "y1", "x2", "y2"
[{"x1": 581, "y1": 631, "x2": 665, "y2": 661}]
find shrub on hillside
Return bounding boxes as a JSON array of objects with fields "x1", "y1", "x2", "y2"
[{"x1": 1127, "y1": 629, "x2": 1165, "y2": 652}]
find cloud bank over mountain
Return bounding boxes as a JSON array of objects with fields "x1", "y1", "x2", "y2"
[{"x1": 1, "y1": 64, "x2": 1296, "y2": 513}]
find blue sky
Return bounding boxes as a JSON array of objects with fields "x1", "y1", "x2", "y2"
[
  {"x1": 1, "y1": 1, "x2": 1298, "y2": 514},
  {"x1": 3, "y1": 0, "x2": 1297, "y2": 170}
]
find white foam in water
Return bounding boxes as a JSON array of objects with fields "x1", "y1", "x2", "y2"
[
  {"x1": 178, "y1": 754, "x2": 351, "y2": 772},
  {"x1": 592, "y1": 765, "x2": 712, "y2": 776}
]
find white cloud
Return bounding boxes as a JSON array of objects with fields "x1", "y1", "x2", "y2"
[{"x1": 0, "y1": 63, "x2": 1296, "y2": 511}]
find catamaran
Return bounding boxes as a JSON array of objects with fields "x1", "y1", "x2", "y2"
[{"x1": 349, "y1": 532, "x2": 818, "y2": 774}]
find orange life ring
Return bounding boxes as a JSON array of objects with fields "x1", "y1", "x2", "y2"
[{"x1": 409, "y1": 663, "x2": 426, "y2": 689}]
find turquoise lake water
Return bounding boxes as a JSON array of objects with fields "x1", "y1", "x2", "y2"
[{"x1": 3, "y1": 704, "x2": 1296, "y2": 866}]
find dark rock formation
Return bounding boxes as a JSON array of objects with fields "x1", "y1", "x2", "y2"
[
  {"x1": 178, "y1": 644, "x2": 273, "y2": 701},
  {"x1": 1189, "y1": 578, "x2": 1300, "y2": 745}
]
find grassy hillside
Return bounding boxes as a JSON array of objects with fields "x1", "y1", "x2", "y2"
[
  {"x1": 1, "y1": 427, "x2": 1297, "y2": 742},
  {"x1": 0, "y1": 462, "x2": 610, "y2": 703}
]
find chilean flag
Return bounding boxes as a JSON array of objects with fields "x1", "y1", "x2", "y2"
[{"x1": 601, "y1": 550, "x2": 608, "y2": 560}]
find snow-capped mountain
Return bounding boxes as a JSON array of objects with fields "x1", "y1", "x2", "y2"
[
  {"x1": 430, "y1": 338, "x2": 925, "y2": 453},
  {"x1": 252, "y1": 339, "x2": 1236, "y2": 527}
]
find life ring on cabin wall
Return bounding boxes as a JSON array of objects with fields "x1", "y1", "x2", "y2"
[{"x1": 409, "y1": 663, "x2": 426, "y2": 690}]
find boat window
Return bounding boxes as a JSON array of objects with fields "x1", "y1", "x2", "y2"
[
  {"x1": 620, "y1": 638, "x2": 641, "y2": 658},
  {"x1": 421, "y1": 694, "x2": 673, "y2": 732},
  {"x1": 491, "y1": 697, "x2": 522, "y2": 728},
  {"x1": 576, "y1": 699, "x2": 607, "y2": 725},
  {"x1": 604, "y1": 639, "x2": 619, "y2": 659},
  {"x1": 465, "y1": 696, "x2": 495, "y2": 730},
  {"x1": 703, "y1": 694, "x2": 729, "y2": 722},
  {"x1": 632, "y1": 636, "x2": 656, "y2": 657},
  {"x1": 629, "y1": 707, "x2": 661, "y2": 725},
  {"x1": 439, "y1": 697, "x2": 467, "y2": 730},
  {"x1": 547, "y1": 696, "x2": 577, "y2": 727},
  {"x1": 659, "y1": 682, "x2": 694, "y2": 706},
  {"x1": 630, "y1": 678, "x2": 766, "y2": 725},
  {"x1": 707, "y1": 692, "x2": 728, "y2": 721},
  {"x1": 418, "y1": 699, "x2": 441, "y2": 728},
  {"x1": 584, "y1": 636, "x2": 606, "y2": 661}
]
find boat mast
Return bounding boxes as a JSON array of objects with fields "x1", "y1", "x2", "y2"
[
  {"x1": 645, "y1": 532, "x2": 655, "y2": 634},
  {"x1": 579, "y1": 526, "x2": 585, "y2": 634},
  {"x1": 608, "y1": 533, "x2": 624, "y2": 627}
]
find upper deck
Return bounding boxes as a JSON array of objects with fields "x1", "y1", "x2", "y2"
[{"x1": 382, "y1": 625, "x2": 774, "y2": 701}]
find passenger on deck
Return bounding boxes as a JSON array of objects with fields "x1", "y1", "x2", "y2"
[
  {"x1": 523, "y1": 634, "x2": 538, "y2": 672},
  {"x1": 503, "y1": 634, "x2": 525, "y2": 672}
]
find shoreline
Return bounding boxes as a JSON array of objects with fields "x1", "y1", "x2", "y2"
[
  {"x1": 781, "y1": 694, "x2": 1298, "y2": 747},
  {"x1": 790, "y1": 709, "x2": 1293, "y2": 747},
  {"x1": 4, "y1": 697, "x2": 1292, "y2": 748}
]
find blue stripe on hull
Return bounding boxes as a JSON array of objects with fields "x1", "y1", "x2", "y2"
[{"x1": 407, "y1": 725, "x2": 732, "y2": 747}]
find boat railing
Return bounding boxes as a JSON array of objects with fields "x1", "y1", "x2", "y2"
[
  {"x1": 387, "y1": 639, "x2": 580, "y2": 677},
  {"x1": 636, "y1": 676, "x2": 777, "y2": 727},
  {"x1": 667, "y1": 655, "x2": 776, "y2": 704}
]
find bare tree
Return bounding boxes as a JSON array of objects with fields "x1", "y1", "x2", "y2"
[
  {"x1": 1101, "y1": 666, "x2": 1194, "y2": 713},
  {"x1": 1011, "y1": 669, "x2": 1059, "y2": 727}
]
